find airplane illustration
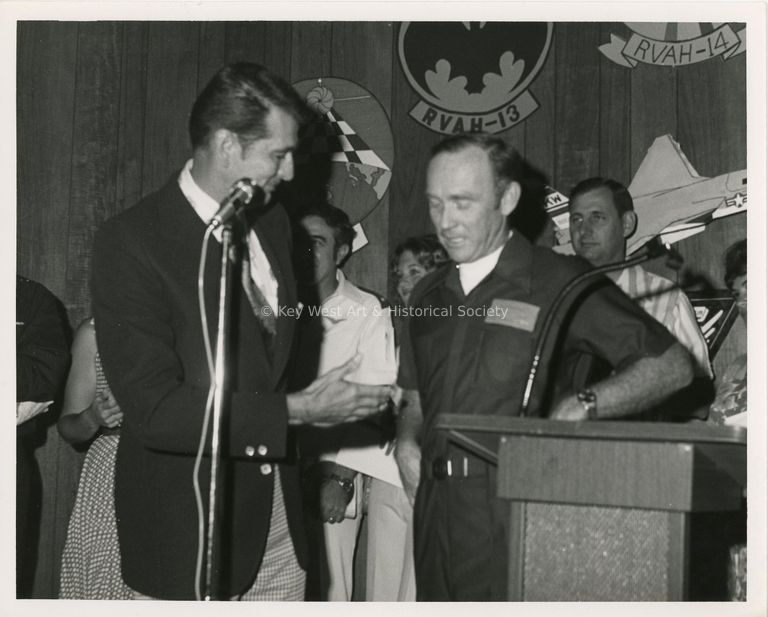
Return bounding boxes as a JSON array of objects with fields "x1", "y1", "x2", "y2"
[
  {"x1": 550, "y1": 134, "x2": 747, "y2": 255},
  {"x1": 626, "y1": 134, "x2": 747, "y2": 254}
]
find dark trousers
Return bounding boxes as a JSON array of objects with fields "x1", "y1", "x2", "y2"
[{"x1": 413, "y1": 468, "x2": 509, "y2": 601}]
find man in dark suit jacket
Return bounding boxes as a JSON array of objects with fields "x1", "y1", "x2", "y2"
[{"x1": 92, "y1": 63, "x2": 391, "y2": 601}]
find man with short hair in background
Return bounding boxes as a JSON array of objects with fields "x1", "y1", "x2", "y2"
[
  {"x1": 293, "y1": 203, "x2": 406, "y2": 601},
  {"x1": 568, "y1": 176, "x2": 713, "y2": 418}
]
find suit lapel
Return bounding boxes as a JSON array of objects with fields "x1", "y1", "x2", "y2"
[{"x1": 158, "y1": 177, "x2": 296, "y2": 390}]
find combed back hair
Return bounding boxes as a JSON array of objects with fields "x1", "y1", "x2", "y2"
[
  {"x1": 429, "y1": 133, "x2": 524, "y2": 197},
  {"x1": 391, "y1": 234, "x2": 449, "y2": 275},
  {"x1": 724, "y1": 238, "x2": 747, "y2": 292},
  {"x1": 189, "y1": 62, "x2": 309, "y2": 150},
  {"x1": 301, "y1": 203, "x2": 356, "y2": 256},
  {"x1": 569, "y1": 177, "x2": 634, "y2": 216}
]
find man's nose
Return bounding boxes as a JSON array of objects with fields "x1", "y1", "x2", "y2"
[
  {"x1": 436, "y1": 205, "x2": 456, "y2": 230},
  {"x1": 279, "y1": 153, "x2": 294, "y2": 182},
  {"x1": 579, "y1": 219, "x2": 594, "y2": 237}
]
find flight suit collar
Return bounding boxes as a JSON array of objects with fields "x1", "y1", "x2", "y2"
[
  {"x1": 443, "y1": 232, "x2": 534, "y2": 299},
  {"x1": 493, "y1": 232, "x2": 534, "y2": 295}
]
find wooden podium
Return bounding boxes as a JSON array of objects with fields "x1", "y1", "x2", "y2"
[{"x1": 436, "y1": 415, "x2": 746, "y2": 601}]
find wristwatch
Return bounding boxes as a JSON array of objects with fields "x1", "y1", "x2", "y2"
[
  {"x1": 326, "y1": 474, "x2": 355, "y2": 498},
  {"x1": 576, "y1": 388, "x2": 598, "y2": 420}
]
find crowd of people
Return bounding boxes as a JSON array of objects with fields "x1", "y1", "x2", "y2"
[{"x1": 16, "y1": 61, "x2": 747, "y2": 601}]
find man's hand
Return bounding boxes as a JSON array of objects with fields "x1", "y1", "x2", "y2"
[
  {"x1": 287, "y1": 355, "x2": 392, "y2": 426},
  {"x1": 394, "y1": 389, "x2": 423, "y2": 505},
  {"x1": 88, "y1": 389, "x2": 124, "y2": 428},
  {"x1": 318, "y1": 465, "x2": 356, "y2": 524},
  {"x1": 395, "y1": 438, "x2": 421, "y2": 506},
  {"x1": 319, "y1": 478, "x2": 354, "y2": 524},
  {"x1": 549, "y1": 395, "x2": 588, "y2": 421}
]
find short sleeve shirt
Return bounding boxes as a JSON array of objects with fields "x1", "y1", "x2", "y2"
[{"x1": 398, "y1": 233, "x2": 676, "y2": 455}]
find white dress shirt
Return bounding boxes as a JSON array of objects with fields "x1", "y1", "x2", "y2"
[{"x1": 178, "y1": 159, "x2": 278, "y2": 313}]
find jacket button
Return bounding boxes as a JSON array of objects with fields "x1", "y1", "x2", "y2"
[
  {"x1": 257, "y1": 445, "x2": 268, "y2": 456},
  {"x1": 260, "y1": 463, "x2": 272, "y2": 475},
  {"x1": 245, "y1": 446, "x2": 255, "y2": 457}
]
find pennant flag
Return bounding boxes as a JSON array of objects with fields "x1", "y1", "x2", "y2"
[
  {"x1": 298, "y1": 107, "x2": 390, "y2": 171},
  {"x1": 687, "y1": 290, "x2": 739, "y2": 358}
]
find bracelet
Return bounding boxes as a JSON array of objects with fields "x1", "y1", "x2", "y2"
[{"x1": 325, "y1": 474, "x2": 355, "y2": 496}]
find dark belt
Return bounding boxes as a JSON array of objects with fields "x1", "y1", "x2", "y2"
[{"x1": 424, "y1": 454, "x2": 490, "y2": 480}]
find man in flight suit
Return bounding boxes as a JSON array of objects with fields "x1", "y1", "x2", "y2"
[{"x1": 394, "y1": 133, "x2": 695, "y2": 600}]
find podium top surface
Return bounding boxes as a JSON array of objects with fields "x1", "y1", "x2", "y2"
[{"x1": 435, "y1": 414, "x2": 746, "y2": 446}]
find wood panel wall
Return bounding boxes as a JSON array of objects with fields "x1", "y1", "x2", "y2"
[{"x1": 16, "y1": 21, "x2": 747, "y2": 598}]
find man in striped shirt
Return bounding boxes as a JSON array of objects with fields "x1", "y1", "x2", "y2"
[{"x1": 568, "y1": 177, "x2": 713, "y2": 418}]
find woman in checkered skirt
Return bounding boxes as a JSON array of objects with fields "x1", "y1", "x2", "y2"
[{"x1": 57, "y1": 318, "x2": 132, "y2": 599}]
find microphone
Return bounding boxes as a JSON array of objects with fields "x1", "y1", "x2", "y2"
[
  {"x1": 519, "y1": 236, "x2": 685, "y2": 417},
  {"x1": 207, "y1": 179, "x2": 266, "y2": 229}
]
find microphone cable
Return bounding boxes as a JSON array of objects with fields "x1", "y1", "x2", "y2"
[{"x1": 193, "y1": 225, "x2": 217, "y2": 601}]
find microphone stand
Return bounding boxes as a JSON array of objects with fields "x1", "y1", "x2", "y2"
[
  {"x1": 203, "y1": 179, "x2": 259, "y2": 600},
  {"x1": 519, "y1": 238, "x2": 683, "y2": 417},
  {"x1": 204, "y1": 223, "x2": 234, "y2": 600}
]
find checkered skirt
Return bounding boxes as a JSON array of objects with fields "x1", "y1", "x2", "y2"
[{"x1": 59, "y1": 351, "x2": 131, "y2": 599}]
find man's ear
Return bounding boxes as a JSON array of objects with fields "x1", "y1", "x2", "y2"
[
  {"x1": 500, "y1": 181, "x2": 522, "y2": 216},
  {"x1": 622, "y1": 210, "x2": 638, "y2": 239},
  {"x1": 335, "y1": 243, "x2": 350, "y2": 266},
  {"x1": 212, "y1": 129, "x2": 239, "y2": 167}
]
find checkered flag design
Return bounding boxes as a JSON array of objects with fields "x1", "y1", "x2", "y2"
[{"x1": 297, "y1": 108, "x2": 390, "y2": 170}]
